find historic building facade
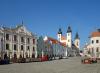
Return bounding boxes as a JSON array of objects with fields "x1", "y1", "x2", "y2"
[
  {"x1": 0, "y1": 25, "x2": 37, "y2": 59},
  {"x1": 44, "y1": 36, "x2": 68, "y2": 59},
  {"x1": 57, "y1": 26, "x2": 80, "y2": 49},
  {"x1": 57, "y1": 26, "x2": 80, "y2": 56},
  {"x1": 37, "y1": 36, "x2": 53, "y2": 59},
  {"x1": 84, "y1": 29, "x2": 100, "y2": 58}
]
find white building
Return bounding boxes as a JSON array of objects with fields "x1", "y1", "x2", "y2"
[
  {"x1": 84, "y1": 29, "x2": 100, "y2": 58},
  {"x1": 0, "y1": 25, "x2": 37, "y2": 59},
  {"x1": 44, "y1": 36, "x2": 68, "y2": 58}
]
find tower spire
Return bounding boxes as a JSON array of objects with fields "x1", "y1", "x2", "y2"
[
  {"x1": 58, "y1": 28, "x2": 62, "y2": 34},
  {"x1": 67, "y1": 26, "x2": 72, "y2": 33},
  {"x1": 75, "y1": 32, "x2": 80, "y2": 39}
]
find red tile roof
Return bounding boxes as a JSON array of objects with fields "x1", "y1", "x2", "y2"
[
  {"x1": 91, "y1": 32, "x2": 100, "y2": 37},
  {"x1": 45, "y1": 37, "x2": 67, "y2": 47},
  {"x1": 47, "y1": 37, "x2": 58, "y2": 44}
]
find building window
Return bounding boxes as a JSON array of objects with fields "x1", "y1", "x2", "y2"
[
  {"x1": 6, "y1": 43, "x2": 9, "y2": 50},
  {"x1": 92, "y1": 40, "x2": 94, "y2": 44},
  {"x1": 1, "y1": 38, "x2": 3, "y2": 42},
  {"x1": 21, "y1": 45, "x2": 23, "y2": 51},
  {"x1": 68, "y1": 40, "x2": 70, "y2": 42},
  {"x1": 14, "y1": 44, "x2": 17, "y2": 50},
  {"x1": 92, "y1": 48, "x2": 94, "y2": 53},
  {"x1": 96, "y1": 47, "x2": 99, "y2": 52},
  {"x1": 21, "y1": 37, "x2": 24, "y2": 42},
  {"x1": 27, "y1": 38, "x2": 30, "y2": 44},
  {"x1": 68, "y1": 33, "x2": 69, "y2": 36},
  {"x1": 14, "y1": 35, "x2": 17, "y2": 41},
  {"x1": 33, "y1": 47, "x2": 35, "y2": 51},
  {"x1": 6, "y1": 34, "x2": 9, "y2": 40},
  {"x1": 96, "y1": 40, "x2": 99, "y2": 43},
  {"x1": 88, "y1": 49, "x2": 90, "y2": 54},
  {"x1": 33, "y1": 39, "x2": 35, "y2": 44},
  {"x1": 27, "y1": 46, "x2": 30, "y2": 50},
  {"x1": 77, "y1": 42, "x2": 78, "y2": 46}
]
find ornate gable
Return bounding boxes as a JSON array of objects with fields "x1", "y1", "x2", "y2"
[{"x1": 16, "y1": 25, "x2": 32, "y2": 36}]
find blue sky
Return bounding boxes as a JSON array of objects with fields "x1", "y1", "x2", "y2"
[{"x1": 0, "y1": 0, "x2": 100, "y2": 49}]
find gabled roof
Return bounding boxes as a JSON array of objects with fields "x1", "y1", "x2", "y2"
[
  {"x1": 44, "y1": 36, "x2": 67, "y2": 47},
  {"x1": 1, "y1": 25, "x2": 36, "y2": 37},
  {"x1": 91, "y1": 32, "x2": 100, "y2": 37},
  {"x1": 75, "y1": 32, "x2": 80, "y2": 39},
  {"x1": 90, "y1": 29, "x2": 100, "y2": 37},
  {"x1": 47, "y1": 37, "x2": 58, "y2": 44}
]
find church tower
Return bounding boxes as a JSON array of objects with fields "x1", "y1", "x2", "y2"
[
  {"x1": 57, "y1": 28, "x2": 62, "y2": 42},
  {"x1": 66, "y1": 26, "x2": 72, "y2": 47},
  {"x1": 74, "y1": 32, "x2": 80, "y2": 49}
]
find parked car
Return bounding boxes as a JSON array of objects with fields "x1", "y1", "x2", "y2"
[{"x1": 81, "y1": 55, "x2": 97, "y2": 64}]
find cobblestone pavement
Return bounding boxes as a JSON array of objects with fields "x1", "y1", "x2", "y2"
[{"x1": 0, "y1": 57, "x2": 100, "y2": 73}]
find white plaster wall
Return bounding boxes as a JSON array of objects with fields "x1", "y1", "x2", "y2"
[
  {"x1": 67, "y1": 33, "x2": 72, "y2": 48},
  {"x1": 90, "y1": 37, "x2": 100, "y2": 58},
  {"x1": 57, "y1": 34, "x2": 62, "y2": 42}
]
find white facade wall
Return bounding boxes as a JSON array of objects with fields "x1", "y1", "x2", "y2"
[
  {"x1": 90, "y1": 37, "x2": 100, "y2": 58},
  {"x1": 57, "y1": 34, "x2": 62, "y2": 42},
  {"x1": 0, "y1": 26, "x2": 37, "y2": 59},
  {"x1": 67, "y1": 33, "x2": 72, "y2": 48}
]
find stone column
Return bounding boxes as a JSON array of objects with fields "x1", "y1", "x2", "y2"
[
  {"x1": 17, "y1": 34, "x2": 20, "y2": 58},
  {"x1": 10, "y1": 34, "x2": 13, "y2": 59}
]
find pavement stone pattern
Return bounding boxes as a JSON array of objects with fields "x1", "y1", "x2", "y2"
[{"x1": 0, "y1": 57, "x2": 100, "y2": 73}]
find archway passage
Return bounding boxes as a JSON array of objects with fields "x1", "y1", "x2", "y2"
[
  {"x1": 20, "y1": 54, "x2": 22, "y2": 58},
  {"x1": 32, "y1": 53, "x2": 35, "y2": 58},
  {"x1": 14, "y1": 53, "x2": 17, "y2": 59},
  {"x1": 4, "y1": 53, "x2": 8, "y2": 59},
  {"x1": 12, "y1": 53, "x2": 17, "y2": 63},
  {"x1": 26, "y1": 52, "x2": 28, "y2": 58}
]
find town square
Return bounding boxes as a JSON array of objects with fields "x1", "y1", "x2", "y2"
[
  {"x1": 0, "y1": 57, "x2": 100, "y2": 73},
  {"x1": 0, "y1": 0, "x2": 100, "y2": 73}
]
